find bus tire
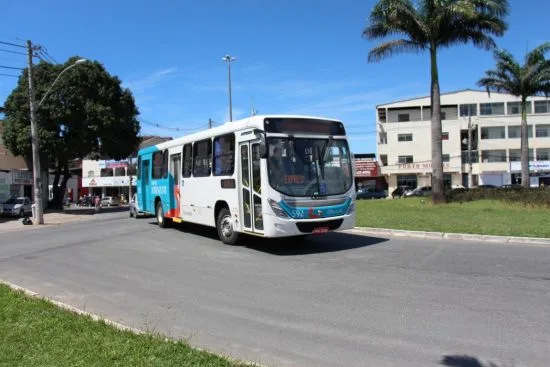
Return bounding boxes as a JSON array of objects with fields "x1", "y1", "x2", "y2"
[
  {"x1": 216, "y1": 207, "x2": 239, "y2": 245},
  {"x1": 156, "y1": 201, "x2": 169, "y2": 228}
]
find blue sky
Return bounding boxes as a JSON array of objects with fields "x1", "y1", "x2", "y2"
[{"x1": 0, "y1": 0, "x2": 548, "y2": 153}]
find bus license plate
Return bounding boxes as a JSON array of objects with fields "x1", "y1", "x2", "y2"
[{"x1": 312, "y1": 227, "x2": 329, "y2": 235}]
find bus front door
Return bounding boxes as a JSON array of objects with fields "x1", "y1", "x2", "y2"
[
  {"x1": 239, "y1": 141, "x2": 264, "y2": 235},
  {"x1": 140, "y1": 158, "x2": 150, "y2": 212}
]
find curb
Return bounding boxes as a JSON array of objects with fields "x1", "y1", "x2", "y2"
[
  {"x1": 0, "y1": 279, "x2": 265, "y2": 367},
  {"x1": 349, "y1": 227, "x2": 550, "y2": 245}
]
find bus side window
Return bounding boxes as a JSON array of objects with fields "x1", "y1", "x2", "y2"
[
  {"x1": 213, "y1": 133, "x2": 235, "y2": 176},
  {"x1": 182, "y1": 143, "x2": 192, "y2": 177},
  {"x1": 193, "y1": 139, "x2": 212, "y2": 177},
  {"x1": 152, "y1": 151, "x2": 163, "y2": 179}
]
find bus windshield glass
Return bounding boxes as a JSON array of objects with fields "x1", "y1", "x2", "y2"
[{"x1": 267, "y1": 137, "x2": 352, "y2": 197}]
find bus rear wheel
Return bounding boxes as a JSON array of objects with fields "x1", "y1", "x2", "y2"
[
  {"x1": 156, "y1": 201, "x2": 169, "y2": 228},
  {"x1": 216, "y1": 207, "x2": 239, "y2": 245}
]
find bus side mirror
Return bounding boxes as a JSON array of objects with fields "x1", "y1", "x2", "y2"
[{"x1": 255, "y1": 130, "x2": 268, "y2": 159}]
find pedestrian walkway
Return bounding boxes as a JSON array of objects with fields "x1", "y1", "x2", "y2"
[{"x1": 0, "y1": 212, "x2": 99, "y2": 233}]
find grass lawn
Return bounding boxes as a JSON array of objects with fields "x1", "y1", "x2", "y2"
[
  {"x1": 0, "y1": 284, "x2": 247, "y2": 367},
  {"x1": 355, "y1": 198, "x2": 550, "y2": 238}
]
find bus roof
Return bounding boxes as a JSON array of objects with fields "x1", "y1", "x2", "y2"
[{"x1": 138, "y1": 114, "x2": 343, "y2": 154}]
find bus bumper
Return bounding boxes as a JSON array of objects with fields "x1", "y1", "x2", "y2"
[{"x1": 261, "y1": 212, "x2": 356, "y2": 238}]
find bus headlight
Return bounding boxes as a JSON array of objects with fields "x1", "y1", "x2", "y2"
[
  {"x1": 346, "y1": 202, "x2": 355, "y2": 215},
  {"x1": 268, "y1": 199, "x2": 290, "y2": 219}
]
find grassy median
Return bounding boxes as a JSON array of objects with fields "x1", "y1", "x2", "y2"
[
  {"x1": 355, "y1": 197, "x2": 550, "y2": 238},
  {"x1": 0, "y1": 284, "x2": 247, "y2": 367}
]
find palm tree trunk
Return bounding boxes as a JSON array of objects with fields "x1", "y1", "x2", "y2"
[
  {"x1": 430, "y1": 47, "x2": 445, "y2": 203},
  {"x1": 520, "y1": 97, "x2": 529, "y2": 188}
]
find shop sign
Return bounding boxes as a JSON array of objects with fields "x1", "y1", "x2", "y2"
[
  {"x1": 354, "y1": 160, "x2": 379, "y2": 177},
  {"x1": 11, "y1": 170, "x2": 33, "y2": 184},
  {"x1": 510, "y1": 160, "x2": 550, "y2": 172},
  {"x1": 98, "y1": 159, "x2": 129, "y2": 169},
  {"x1": 82, "y1": 176, "x2": 137, "y2": 187}
]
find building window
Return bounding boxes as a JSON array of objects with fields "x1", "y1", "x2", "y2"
[
  {"x1": 442, "y1": 132, "x2": 449, "y2": 140},
  {"x1": 536, "y1": 148, "x2": 550, "y2": 161},
  {"x1": 397, "y1": 133, "x2": 413, "y2": 142},
  {"x1": 443, "y1": 154, "x2": 450, "y2": 162},
  {"x1": 440, "y1": 111, "x2": 446, "y2": 120},
  {"x1": 380, "y1": 154, "x2": 388, "y2": 166},
  {"x1": 182, "y1": 143, "x2": 192, "y2": 177},
  {"x1": 509, "y1": 149, "x2": 534, "y2": 162},
  {"x1": 397, "y1": 175, "x2": 417, "y2": 189},
  {"x1": 379, "y1": 132, "x2": 387, "y2": 144},
  {"x1": 534, "y1": 100, "x2": 549, "y2": 114},
  {"x1": 193, "y1": 139, "x2": 212, "y2": 177},
  {"x1": 480, "y1": 102, "x2": 505, "y2": 116},
  {"x1": 213, "y1": 133, "x2": 235, "y2": 176},
  {"x1": 378, "y1": 109, "x2": 387, "y2": 122},
  {"x1": 398, "y1": 113, "x2": 410, "y2": 122},
  {"x1": 152, "y1": 150, "x2": 167, "y2": 179},
  {"x1": 460, "y1": 104, "x2": 477, "y2": 117},
  {"x1": 507, "y1": 101, "x2": 532, "y2": 115},
  {"x1": 481, "y1": 126, "x2": 505, "y2": 139},
  {"x1": 398, "y1": 155, "x2": 413, "y2": 164},
  {"x1": 481, "y1": 149, "x2": 506, "y2": 162},
  {"x1": 535, "y1": 124, "x2": 550, "y2": 137},
  {"x1": 507, "y1": 125, "x2": 533, "y2": 138}
]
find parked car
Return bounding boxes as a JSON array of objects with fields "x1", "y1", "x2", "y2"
[
  {"x1": 129, "y1": 194, "x2": 145, "y2": 218},
  {"x1": 391, "y1": 186, "x2": 412, "y2": 198},
  {"x1": 405, "y1": 186, "x2": 432, "y2": 197},
  {"x1": 0, "y1": 196, "x2": 32, "y2": 217},
  {"x1": 356, "y1": 188, "x2": 387, "y2": 200},
  {"x1": 100, "y1": 196, "x2": 120, "y2": 206}
]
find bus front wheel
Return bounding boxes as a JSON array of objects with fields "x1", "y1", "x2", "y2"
[{"x1": 216, "y1": 207, "x2": 239, "y2": 245}]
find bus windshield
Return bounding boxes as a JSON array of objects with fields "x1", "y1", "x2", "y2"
[{"x1": 267, "y1": 137, "x2": 353, "y2": 197}]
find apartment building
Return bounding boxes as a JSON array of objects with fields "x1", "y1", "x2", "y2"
[{"x1": 376, "y1": 89, "x2": 550, "y2": 193}]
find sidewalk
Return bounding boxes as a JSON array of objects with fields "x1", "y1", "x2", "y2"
[
  {"x1": 0, "y1": 211, "x2": 109, "y2": 233},
  {"x1": 348, "y1": 227, "x2": 550, "y2": 246}
]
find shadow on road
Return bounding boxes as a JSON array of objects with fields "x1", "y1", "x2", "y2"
[
  {"x1": 146, "y1": 219, "x2": 388, "y2": 255},
  {"x1": 440, "y1": 354, "x2": 512, "y2": 367}
]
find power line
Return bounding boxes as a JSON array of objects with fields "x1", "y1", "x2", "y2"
[
  {"x1": 0, "y1": 48, "x2": 27, "y2": 56},
  {"x1": 0, "y1": 40, "x2": 26, "y2": 49},
  {"x1": 0, "y1": 72, "x2": 19, "y2": 78},
  {"x1": 139, "y1": 118, "x2": 210, "y2": 133},
  {"x1": 0, "y1": 65, "x2": 24, "y2": 70}
]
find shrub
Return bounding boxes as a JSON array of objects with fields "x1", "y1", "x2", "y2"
[{"x1": 445, "y1": 186, "x2": 550, "y2": 208}]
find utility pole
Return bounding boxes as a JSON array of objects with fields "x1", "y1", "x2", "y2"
[
  {"x1": 27, "y1": 40, "x2": 44, "y2": 224},
  {"x1": 208, "y1": 118, "x2": 212, "y2": 129}
]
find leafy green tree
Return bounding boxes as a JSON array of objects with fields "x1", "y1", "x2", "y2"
[
  {"x1": 478, "y1": 42, "x2": 550, "y2": 188},
  {"x1": 363, "y1": 0, "x2": 508, "y2": 202},
  {"x1": 3, "y1": 56, "x2": 140, "y2": 207}
]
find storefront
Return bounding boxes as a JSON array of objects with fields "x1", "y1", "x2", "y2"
[
  {"x1": 509, "y1": 160, "x2": 550, "y2": 187},
  {"x1": 353, "y1": 154, "x2": 386, "y2": 191},
  {"x1": 0, "y1": 170, "x2": 33, "y2": 203},
  {"x1": 81, "y1": 176, "x2": 136, "y2": 203}
]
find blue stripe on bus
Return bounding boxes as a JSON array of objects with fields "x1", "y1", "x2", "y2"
[{"x1": 278, "y1": 198, "x2": 351, "y2": 219}]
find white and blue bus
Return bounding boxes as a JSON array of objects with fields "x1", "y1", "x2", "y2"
[{"x1": 135, "y1": 115, "x2": 356, "y2": 245}]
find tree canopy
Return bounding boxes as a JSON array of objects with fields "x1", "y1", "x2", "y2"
[{"x1": 2, "y1": 56, "x2": 141, "y2": 206}]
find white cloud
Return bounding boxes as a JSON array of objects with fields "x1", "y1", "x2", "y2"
[{"x1": 124, "y1": 67, "x2": 177, "y2": 92}]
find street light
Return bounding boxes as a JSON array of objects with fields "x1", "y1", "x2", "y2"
[
  {"x1": 28, "y1": 57, "x2": 88, "y2": 225},
  {"x1": 221, "y1": 55, "x2": 236, "y2": 122}
]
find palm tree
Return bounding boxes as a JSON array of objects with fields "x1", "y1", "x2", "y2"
[
  {"x1": 477, "y1": 43, "x2": 550, "y2": 188},
  {"x1": 363, "y1": 0, "x2": 508, "y2": 203}
]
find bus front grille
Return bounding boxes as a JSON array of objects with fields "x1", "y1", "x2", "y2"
[{"x1": 296, "y1": 219, "x2": 343, "y2": 233}]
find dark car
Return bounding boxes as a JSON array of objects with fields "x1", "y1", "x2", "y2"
[
  {"x1": 391, "y1": 186, "x2": 411, "y2": 198},
  {"x1": 356, "y1": 188, "x2": 387, "y2": 200}
]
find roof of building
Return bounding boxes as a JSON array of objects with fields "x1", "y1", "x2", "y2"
[
  {"x1": 0, "y1": 120, "x2": 30, "y2": 172},
  {"x1": 376, "y1": 88, "x2": 550, "y2": 108}
]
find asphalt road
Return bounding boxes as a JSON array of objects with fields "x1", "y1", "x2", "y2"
[{"x1": 0, "y1": 212, "x2": 549, "y2": 367}]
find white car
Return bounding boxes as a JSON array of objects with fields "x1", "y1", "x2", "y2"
[
  {"x1": 100, "y1": 196, "x2": 120, "y2": 206},
  {"x1": 0, "y1": 197, "x2": 33, "y2": 217}
]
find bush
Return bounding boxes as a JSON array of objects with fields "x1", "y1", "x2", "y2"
[{"x1": 445, "y1": 186, "x2": 550, "y2": 208}]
